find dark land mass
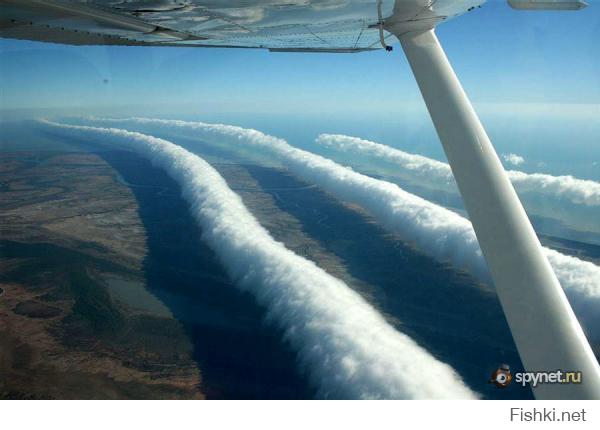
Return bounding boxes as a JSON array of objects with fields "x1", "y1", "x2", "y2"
[
  {"x1": 538, "y1": 235, "x2": 600, "y2": 264},
  {"x1": 0, "y1": 151, "x2": 203, "y2": 399}
]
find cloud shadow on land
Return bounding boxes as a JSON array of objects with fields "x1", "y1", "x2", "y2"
[
  {"x1": 244, "y1": 164, "x2": 534, "y2": 400},
  {"x1": 92, "y1": 149, "x2": 315, "y2": 399}
]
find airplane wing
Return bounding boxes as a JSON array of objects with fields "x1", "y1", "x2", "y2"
[{"x1": 0, "y1": 0, "x2": 485, "y2": 51}]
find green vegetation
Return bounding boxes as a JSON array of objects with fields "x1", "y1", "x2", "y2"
[{"x1": 66, "y1": 269, "x2": 124, "y2": 337}]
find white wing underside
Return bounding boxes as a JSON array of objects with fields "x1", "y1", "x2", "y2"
[{"x1": 0, "y1": 0, "x2": 485, "y2": 51}]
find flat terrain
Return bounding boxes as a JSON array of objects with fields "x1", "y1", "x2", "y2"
[{"x1": 0, "y1": 151, "x2": 202, "y2": 399}]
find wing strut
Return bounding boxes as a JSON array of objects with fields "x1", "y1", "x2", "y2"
[{"x1": 395, "y1": 29, "x2": 600, "y2": 399}]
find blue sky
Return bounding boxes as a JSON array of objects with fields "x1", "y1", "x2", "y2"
[{"x1": 1, "y1": 1, "x2": 599, "y2": 116}]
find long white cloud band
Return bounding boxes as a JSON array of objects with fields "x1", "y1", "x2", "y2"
[{"x1": 39, "y1": 119, "x2": 477, "y2": 400}]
